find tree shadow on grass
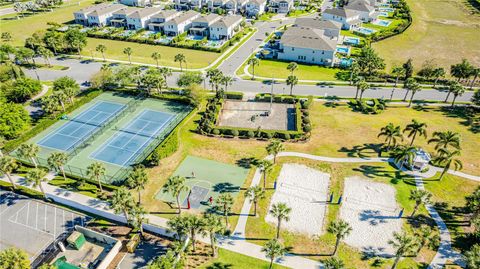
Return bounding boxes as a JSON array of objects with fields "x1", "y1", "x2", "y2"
[
  {"x1": 352, "y1": 164, "x2": 414, "y2": 184},
  {"x1": 236, "y1": 157, "x2": 258, "y2": 169},
  {"x1": 338, "y1": 143, "x2": 382, "y2": 158},
  {"x1": 206, "y1": 262, "x2": 233, "y2": 269},
  {"x1": 440, "y1": 106, "x2": 480, "y2": 134}
]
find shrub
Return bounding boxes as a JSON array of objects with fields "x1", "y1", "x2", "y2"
[
  {"x1": 225, "y1": 91, "x2": 243, "y2": 100},
  {"x1": 212, "y1": 128, "x2": 220, "y2": 135},
  {"x1": 303, "y1": 110, "x2": 309, "y2": 116},
  {"x1": 247, "y1": 130, "x2": 255, "y2": 138},
  {"x1": 303, "y1": 125, "x2": 312, "y2": 132},
  {"x1": 262, "y1": 131, "x2": 273, "y2": 139},
  {"x1": 231, "y1": 129, "x2": 239, "y2": 136},
  {"x1": 303, "y1": 117, "x2": 310, "y2": 124},
  {"x1": 283, "y1": 96, "x2": 295, "y2": 104}
]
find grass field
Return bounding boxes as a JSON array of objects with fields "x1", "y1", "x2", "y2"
[
  {"x1": 199, "y1": 248, "x2": 289, "y2": 269},
  {"x1": 246, "y1": 59, "x2": 341, "y2": 81},
  {"x1": 372, "y1": 0, "x2": 480, "y2": 71}
]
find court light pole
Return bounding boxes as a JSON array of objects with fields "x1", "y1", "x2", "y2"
[{"x1": 270, "y1": 77, "x2": 274, "y2": 114}]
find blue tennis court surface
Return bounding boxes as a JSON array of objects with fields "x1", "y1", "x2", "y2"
[
  {"x1": 91, "y1": 109, "x2": 174, "y2": 167},
  {"x1": 38, "y1": 101, "x2": 125, "y2": 151}
]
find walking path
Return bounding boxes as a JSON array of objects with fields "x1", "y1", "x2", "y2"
[
  {"x1": 25, "y1": 84, "x2": 49, "y2": 115},
  {"x1": 1, "y1": 152, "x2": 477, "y2": 268}
]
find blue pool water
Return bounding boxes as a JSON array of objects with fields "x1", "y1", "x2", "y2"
[
  {"x1": 336, "y1": 46, "x2": 350, "y2": 54},
  {"x1": 373, "y1": 19, "x2": 392, "y2": 27},
  {"x1": 379, "y1": 7, "x2": 394, "y2": 12},
  {"x1": 339, "y1": 58, "x2": 353, "y2": 67},
  {"x1": 354, "y1": 27, "x2": 376, "y2": 35},
  {"x1": 378, "y1": 11, "x2": 389, "y2": 17},
  {"x1": 343, "y1": 36, "x2": 360, "y2": 45}
]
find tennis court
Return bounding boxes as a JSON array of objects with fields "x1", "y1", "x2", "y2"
[
  {"x1": 91, "y1": 109, "x2": 174, "y2": 167},
  {"x1": 38, "y1": 101, "x2": 125, "y2": 152}
]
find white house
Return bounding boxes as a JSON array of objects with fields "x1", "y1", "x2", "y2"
[
  {"x1": 321, "y1": 7, "x2": 362, "y2": 30},
  {"x1": 245, "y1": 0, "x2": 267, "y2": 17},
  {"x1": 84, "y1": 4, "x2": 125, "y2": 27},
  {"x1": 209, "y1": 14, "x2": 243, "y2": 39},
  {"x1": 277, "y1": 26, "x2": 337, "y2": 66},
  {"x1": 126, "y1": 7, "x2": 162, "y2": 29},
  {"x1": 189, "y1": 13, "x2": 222, "y2": 37},
  {"x1": 110, "y1": 7, "x2": 139, "y2": 28},
  {"x1": 224, "y1": 0, "x2": 247, "y2": 13},
  {"x1": 294, "y1": 17, "x2": 342, "y2": 40},
  {"x1": 173, "y1": 0, "x2": 202, "y2": 10},
  {"x1": 344, "y1": 0, "x2": 376, "y2": 22},
  {"x1": 207, "y1": 0, "x2": 228, "y2": 11},
  {"x1": 148, "y1": 10, "x2": 181, "y2": 31},
  {"x1": 73, "y1": 3, "x2": 121, "y2": 26},
  {"x1": 119, "y1": 0, "x2": 150, "y2": 7},
  {"x1": 268, "y1": 0, "x2": 293, "y2": 13},
  {"x1": 163, "y1": 10, "x2": 201, "y2": 36}
]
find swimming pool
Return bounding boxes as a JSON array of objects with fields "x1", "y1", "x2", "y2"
[
  {"x1": 343, "y1": 36, "x2": 360, "y2": 45},
  {"x1": 354, "y1": 27, "x2": 377, "y2": 35},
  {"x1": 379, "y1": 7, "x2": 394, "y2": 12},
  {"x1": 336, "y1": 46, "x2": 350, "y2": 55},
  {"x1": 339, "y1": 58, "x2": 353, "y2": 67},
  {"x1": 373, "y1": 19, "x2": 392, "y2": 27},
  {"x1": 378, "y1": 11, "x2": 389, "y2": 17}
]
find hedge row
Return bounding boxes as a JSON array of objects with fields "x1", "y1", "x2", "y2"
[
  {"x1": 225, "y1": 91, "x2": 244, "y2": 100},
  {"x1": 0, "y1": 180, "x2": 45, "y2": 200}
]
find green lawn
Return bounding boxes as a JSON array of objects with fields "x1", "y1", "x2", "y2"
[
  {"x1": 199, "y1": 248, "x2": 289, "y2": 269},
  {"x1": 247, "y1": 59, "x2": 341, "y2": 81},
  {"x1": 372, "y1": 0, "x2": 480, "y2": 71}
]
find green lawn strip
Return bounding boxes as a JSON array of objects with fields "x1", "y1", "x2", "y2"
[
  {"x1": 198, "y1": 248, "x2": 289, "y2": 269},
  {"x1": 247, "y1": 59, "x2": 341, "y2": 81},
  {"x1": 48, "y1": 176, "x2": 100, "y2": 198}
]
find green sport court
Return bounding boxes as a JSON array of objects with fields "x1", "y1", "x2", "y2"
[
  {"x1": 13, "y1": 92, "x2": 191, "y2": 184},
  {"x1": 155, "y1": 156, "x2": 250, "y2": 210}
]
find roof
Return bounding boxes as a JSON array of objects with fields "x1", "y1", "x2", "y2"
[
  {"x1": 169, "y1": 10, "x2": 200, "y2": 24},
  {"x1": 151, "y1": 9, "x2": 180, "y2": 19},
  {"x1": 193, "y1": 13, "x2": 222, "y2": 24},
  {"x1": 112, "y1": 7, "x2": 140, "y2": 16},
  {"x1": 294, "y1": 17, "x2": 342, "y2": 30},
  {"x1": 128, "y1": 7, "x2": 162, "y2": 19},
  {"x1": 88, "y1": 4, "x2": 125, "y2": 17},
  {"x1": 247, "y1": 0, "x2": 267, "y2": 5},
  {"x1": 74, "y1": 2, "x2": 110, "y2": 14},
  {"x1": 211, "y1": 14, "x2": 243, "y2": 28},
  {"x1": 323, "y1": 7, "x2": 358, "y2": 18},
  {"x1": 280, "y1": 26, "x2": 337, "y2": 51},
  {"x1": 345, "y1": 0, "x2": 375, "y2": 12}
]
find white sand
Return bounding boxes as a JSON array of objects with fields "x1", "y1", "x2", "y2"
[
  {"x1": 265, "y1": 164, "x2": 330, "y2": 236},
  {"x1": 340, "y1": 176, "x2": 403, "y2": 256}
]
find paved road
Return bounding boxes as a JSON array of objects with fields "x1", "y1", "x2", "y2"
[{"x1": 0, "y1": 7, "x2": 15, "y2": 16}]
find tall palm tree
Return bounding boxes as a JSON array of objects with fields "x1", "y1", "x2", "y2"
[
  {"x1": 262, "y1": 239, "x2": 286, "y2": 269},
  {"x1": 391, "y1": 66, "x2": 405, "y2": 88},
  {"x1": 266, "y1": 139, "x2": 284, "y2": 163},
  {"x1": 388, "y1": 231, "x2": 417, "y2": 269},
  {"x1": 86, "y1": 162, "x2": 106, "y2": 193},
  {"x1": 215, "y1": 193, "x2": 234, "y2": 228},
  {"x1": 203, "y1": 214, "x2": 224, "y2": 257},
  {"x1": 131, "y1": 205, "x2": 147, "y2": 236},
  {"x1": 327, "y1": 220, "x2": 352, "y2": 256},
  {"x1": 95, "y1": 44, "x2": 106, "y2": 62},
  {"x1": 17, "y1": 143, "x2": 39, "y2": 168},
  {"x1": 409, "y1": 189, "x2": 432, "y2": 217},
  {"x1": 435, "y1": 148, "x2": 463, "y2": 180},
  {"x1": 123, "y1": 47, "x2": 133, "y2": 65},
  {"x1": 428, "y1": 131, "x2": 461, "y2": 151},
  {"x1": 127, "y1": 165, "x2": 149, "y2": 205},
  {"x1": 248, "y1": 57, "x2": 260, "y2": 80},
  {"x1": 414, "y1": 225, "x2": 435, "y2": 253},
  {"x1": 402, "y1": 77, "x2": 415, "y2": 101},
  {"x1": 257, "y1": 160, "x2": 273, "y2": 190},
  {"x1": 221, "y1": 75, "x2": 234, "y2": 92},
  {"x1": 269, "y1": 202, "x2": 291, "y2": 239},
  {"x1": 185, "y1": 214, "x2": 206, "y2": 253},
  {"x1": 110, "y1": 187, "x2": 135, "y2": 224},
  {"x1": 378, "y1": 123, "x2": 403, "y2": 150},
  {"x1": 466, "y1": 187, "x2": 480, "y2": 220},
  {"x1": 403, "y1": 119, "x2": 427, "y2": 146},
  {"x1": 355, "y1": 79, "x2": 368, "y2": 100},
  {"x1": 469, "y1": 67, "x2": 479, "y2": 89},
  {"x1": 444, "y1": 81, "x2": 462, "y2": 103},
  {"x1": 151, "y1": 52, "x2": 161, "y2": 68},
  {"x1": 323, "y1": 257, "x2": 346, "y2": 269},
  {"x1": 392, "y1": 145, "x2": 416, "y2": 169},
  {"x1": 174, "y1": 54, "x2": 186, "y2": 71},
  {"x1": 162, "y1": 175, "x2": 189, "y2": 214},
  {"x1": 286, "y1": 75, "x2": 298, "y2": 96},
  {"x1": 47, "y1": 152, "x2": 67, "y2": 181},
  {"x1": 286, "y1": 62, "x2": 298, "y2": 75},
  {"x1": 0, "y1": 156, "x2": 18, "y2": 189},
  {"x1": 450, "y1": 84, "x2": 466, "y2": 107},
  {"x1": 432, "y1": 67, "x2": 445, "y2": 88},
  {"x1": 245, "y1": 186, "x2": 266, "y2": 217},
  {"x1": 159, "y1": 67, "x2": 173, "y2": 84},
  {"x1": 167, "y1": 215, "x2": 188, "y2": 241},
  {"x1": 406, "y1": 79, "x2": 421, "y2": 107},
  {"x1": 26, "y1": 168, "x2": 48, "y2": 199}
]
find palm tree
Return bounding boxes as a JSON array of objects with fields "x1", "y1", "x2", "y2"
[
  {"x1": 414, "y1": 225, "x2": 437, "y2": 253},
  {"x1": 167, "y1": 215, "x2": 188, "y2": 241},
  {"x1": 432, "y1": 67, "x2": 445, "y2": 88},
  {"x1": 428, "y1": 131, "x2": 461, "y2": 151},
  {"x1": 409, "y1": 189, "x2": 432, "y2": 217},
  {"x1": 327, "y1": 220, "x2": 352, "y2": 256},
  {"x1": 269, "y1": 202, "x2": 291, "y2": 239},
  {"x1": 435, "y1": 148, "x2": 463, "y2": 180},
  {"x1": 0, "y1": 247, "x2": 30, "y2": 269},
  {"x1": 151, "y1": 52, "x2": 161, "y2": 68},
  {"x1": 162, "y1": 175, "x2": 189, "y2": 214},
  {"x1": 349, "y1": 61, "x2": 360, "y2": 86},
  {"x1": 286, "y1": 62, "x2": 298, "y2": 75},
  {"x1": 26, "y1": 168, "x2": 48, "y2": 199},
  {"x1": 17, "y1": 143, "x2": 39, "y2": 167},
  {"x1": 355, "y1": 79, "x2": 368, "y2": 100},
  {"x1": 127, "y1": 165, "x2": 149, "y2": 205},
  {"x1": 266, "y1": 139, "x2": 284, "y2": 163},
  {"x1": 403, "y1": 119, "x2": 427, "y2": 146},
  {"x1": 450, "y1": 84, "x2": 466, "y2": 107},
  {"x1": 378, "y1": 123, "x2": 403, "y2": 150},
  {"x1": 203, "y1": 214, "x2": 224, "y2": 257},
  {"x1": 123, "y1": 47, "x2": 133, "y2": 64},
  {"x1": 256, "y1": 159, "x2": 273, "y2": 190},
  {"x1": 245, "y1": 186, "x2": 266, "y2": 217},
  {"x1": 406, "y1": 79, "x2": 421, "y2": 107},
  {"x1": 159, "y1": 67, "x2": 173, "y2": 83},
  {"x1": 47, "y1": 152, "x2": 68, "y2": 181},
  {"x1": 86, "y1": 162, "x2": 106, "y2": 193},
  {"x1": 469, "y1": 67, "x2": 479, "y2": 89},
  {"x1": 95, "y1": 44, "x2": 106, "y2": 62},
  {"x1": 0, "y1": 156, "x2": 18, "y2": 189},
  {"x1": 215, "y1": 193, "x2": 234, "y2": 228},
  {"x1": 445, "y1": 81, "x2": 462, "y2": 103},
  {"x1": 174, "y1": 54, "x2": 186, "y2": 71},
  {"x1": 323, "y1": 257, "x2": 346, "y2": 269},
  {"x1": 286, "y1": 75, "x2": 298, "y2": 96},
  {"x1": 221, "y1": 75, "x2": 234, "y2": 91},
  {"x1": 466, "y1": 187, "x2": 480, "y2": 220},
  {"x1": 262, "y1": 239, "x2": 286, "y2": 269},
  {"x1": 185, "y1": 214, "x2": 206, "y2": 253},
  {"x1": 388, "y1": 231, "x2": 417, "y2": 269},
  {"x1": 110, "y1": 187, "x2": 135, "y2": 224},
  {"x1": 248, "y1": 57, "x2": 260, "y2": 79},
  {"x1": 37, "y1": 46, "x2": 53, "y2": 67},
  {"x1": 131, "y1": 205, "x2": 147, "y2": 236},
  {"x1": 393, "y1": 145, "x2": 416, "y2": 169},
  {"x1": 391, "y1": 66, "x2": 405, "y2": 88}
]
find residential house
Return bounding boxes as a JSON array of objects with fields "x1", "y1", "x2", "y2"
[
  {"x1": 245, "y1": 0, "x2": 267, "y2": 17},
  {"x1": 277, "y1": 26, "x2": 337, "y2": 66},
  {"x1": 225, "y1": 0, "x2": 248, "y2": 13},
  {"x1": 173, "y1": 0, "x2": 202, "y2": 10},
  {"x1": 163, "y1": 10, "x2": 201, "y2": 36},
  {"x1": 126, "y1": 7, "x2": 162, "y2": 29},
  {"x1": 148, "y1": 10, "x2": 181, "y2": 31},
  {"x1": 85, "y1": 4, "x2": 125, "y2": 27},
  {"x1": 119, "y1": 0, "x2": 150, "y2": 7},
  {"x1": 268, "y1": 0, "x2": 293, "y2": 13},
  {"x1": 294, "y1": 17, "x2": 342, "y2": 40},
  {"x1": 321, "y1": 7, "x2": 362, "y2": 30},
  {"x1": 110, "y1": 7, "x2": 139, "y2": 28},
  {"x1": 209, "y1": 14, "x2": 243, "y2": 40},
  {"x1": 344, "y1": 0, "x2": 376, "y2": 22},
  {"x1": 208, "y1": 0, "x2": 228, "y2": 12},
  {"x1": 190, "y1": 13, "x2": 222, "y2": 37}
]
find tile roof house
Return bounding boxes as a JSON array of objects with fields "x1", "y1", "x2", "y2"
[
  {"x1": 268, "y1": 0, "x2": 293, "y2": 14},
  {"x1": 148, "y1": 10, "x2": 181, "y2": 31},
  {"x1": 245, "y1": 0, "x2": 267, "y2": 17},
  {"x1": 190, "y1": 13, "x2": 222, "y2": 36},
  {"x1": 173, "y1": 0, "x2": 203, "y2": 10},
  {"x1": 344, "y1": 0, "x2": 376, "y2": 22},
  {"x1": 209, "y1": 14, "x2": 243, "y2": 39},
  {"x1": 125, "y1": 7, "x2": 162, "y2": 29},
  {"x1": 84, "y1": 4, "x2": 125, "y2": 26},
  {"x1": 224, "y1": 0, "x2": 248, "y2": 13},
  {"x1": 321, "y1": 7, "x2": 362, "y2": 30},
  {"x1": 294, "y1": 17, "x2": 342, "y2": 39},
  {"x1": 110, "y1": 7, "x2": 140, "y2": 28},
  {"x1": 119, "y1": 0, "x2": 150, "y2": 7},
  {"x1": 163, "y1": 10, "x2": 201, "y2": 36}
]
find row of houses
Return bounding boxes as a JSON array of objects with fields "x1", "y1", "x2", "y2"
[
  {"x1": 74, "y1": 4, "x2": 244, "y2": 39},
  {"x1": 322, "y1": 0, "x2": 381, "y2": 30},
  {"x1": 174, "y1": 0, "x2": 293, "y2": 17}
]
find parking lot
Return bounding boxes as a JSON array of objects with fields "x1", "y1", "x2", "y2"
[{"x1": 0, "y1": 191, "x2": 90, "y2": 262}]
